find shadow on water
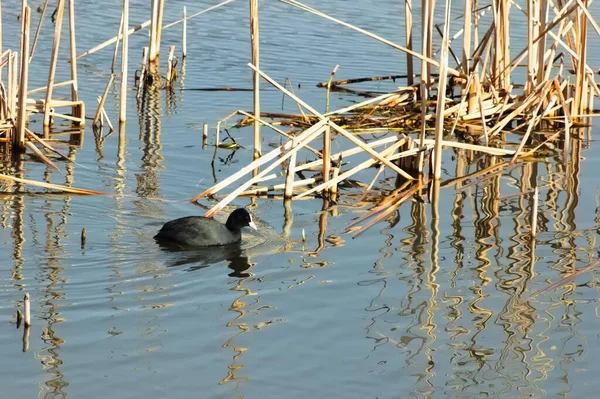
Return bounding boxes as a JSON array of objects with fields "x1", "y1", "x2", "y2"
[{"x1": 156, "y1": 240, "x2": 253, "y2": 278}]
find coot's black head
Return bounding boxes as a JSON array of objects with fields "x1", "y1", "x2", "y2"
[{"x1": 225, "y1": 208, "x2": 257, "y2": 232}]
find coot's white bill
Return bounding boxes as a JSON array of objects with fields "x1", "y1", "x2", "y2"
[{"x1": 248, "y1": 216, "x2": 257, "y2": 230}]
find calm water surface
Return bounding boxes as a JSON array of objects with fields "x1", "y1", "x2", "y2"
[{"x1": 1, "y1": 1, "x2": 600, "y2": 398}]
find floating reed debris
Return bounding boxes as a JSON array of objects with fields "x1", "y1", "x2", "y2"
[{"x1": 188, "y1": 0, "x2": 599, "y2": 237}]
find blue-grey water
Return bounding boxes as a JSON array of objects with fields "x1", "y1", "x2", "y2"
[{"x1": 1, "y1": 1, "x2": 600, "y2": 398}]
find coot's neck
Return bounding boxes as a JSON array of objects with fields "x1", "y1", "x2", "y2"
[{"x1": 225, "y1": 215, "x2": 237, "y2": 232}]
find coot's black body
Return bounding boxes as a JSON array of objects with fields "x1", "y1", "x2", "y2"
[{"x1": 154, "y1": 208, "x2": 257, "y2": 247}]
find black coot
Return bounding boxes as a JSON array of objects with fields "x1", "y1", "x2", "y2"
[{"x1": 154, "y1": 208, "x2": 257, "y2": 247}]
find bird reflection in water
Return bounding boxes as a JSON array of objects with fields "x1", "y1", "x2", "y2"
[{"x1": 155, "y1": 240, "x2": 253, "y2": 277}]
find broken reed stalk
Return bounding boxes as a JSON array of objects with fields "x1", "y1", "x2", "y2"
[
  {"x1": 120, "y1": 0, "x2": 129, "y2": 123},
  {"x1": 111, "y1": 14, "x2": 124, "y2": 74},
  {"x1": 0, "y1": 0, "x2": 2, "y2": 82},
  {"x1": 16, "y1": 6, "x2": 30, "y2": 150},
  {"x1": 325, "y1": 64, "x2": 339, "y2": 113},
  {"x1": 29, "y1": 0, "x2": 49, "y2": 64},
  {"x1": 203, "y1": 122, "x2": 327, "y2": 217},
  {"x1": 182, "y1": 6, "x2": 187, "y2": 58},
  {"x1": 0, "y1": 173, "x2": 109, "y2": 195},
  {"x1": 43, "y1": 0, "x2": 65, "y2": 127},
  {"x1": 25, "y1": 141, "x2": 60, "y2": 171},
  {"x1": 192, "y1": 119, "x2": 328, "y2": 202},
  {"x1": 248, "y1": 63, "x2": 413, "y2": 180},
  {"x1": 97, "y1": 96, "x2": 115, "y2": 131},
  {"x1": 202, "y1": 123, "x2": 208, "y2": 148},
  {"x1": 166, "y1": 45, "x2": 176, "y2": 85},
  {"x1": 25, "y1": 128, "x2": 71, "y2": 160},
  {"x1": 250, "y1": 0, "x2": 261, "y2": 175},
  {"x1": 24, "y1": 293, "x2": 31, "y2": 327},
  {"x1": 94, "y1": 74, "x2": 114, "y2": 127}
]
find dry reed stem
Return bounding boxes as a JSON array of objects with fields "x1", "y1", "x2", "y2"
[
  {"x1": 236, "y1": 110, "x2": 322, "y2": 156},
  {"x1": 432, "y1": 0, "x2": 451, "y2": 180},
  {"x1": 43, "y1": 0, "x2": 65, "y2": 127},
  {"x1": 284, "y1": 137, "x2": 297, "y2": 199},
  {"x1": 510, "y1": 82, "x2": 552, "y2": 163},
  {"x1": 29, "y1": 0, "x2": 49, "y2": 63},
  {"x1": 25, "y1": 128, "x2": 70, "y2": 160},
  {"x1": 166, "y1": 45, "x2": 176, "y2": 85},
  {"x1": 530, "y1": 258, "x2": 600, "y2": 297},
  {"x1": 0, "y1": 173, "x2": 107, "y2": 195},
  {"x1": 355, "y1": 164, "x2": 384, "y2": 204},
  {"x1": 120, "y1": 0, "x2": 129, "y2": 123},
  {"x1": 25, "y1": 141, "x2": 60, "y2": 171},
  {"x1": 421, "y1": 138, "x2": 514, "y2": 156},
  {"x1": 93, "y1": 74, "x2": 115, "y2": 127},
  {"x1": 68, "y1": 0, "x2": 79, "y2": 120},
  {"x1": 325, "y1": 92, "x2": 403, "y2": 117},
  {"x1": 405, "y1": 0, "x2": 414, "y2": 85},
  {"x1": 250, "y1": 0, "x2": 261, "y2": 173},
  {"x1": 28, "y1": 79, "x2": 75, "y2": 95},
  {"x1": 164, "y1": 0, "x2": 237, "y2": 29},
  {"x1": 111, "y1": 14, "x2": 124, "y2": 74},
  {"x1": 325, "y1": 64, "x2": 339, "y2": 113},
  {"x1": 295, "y1": 136, "x2": 398, "y2": 172},
  {"x1": 238, "y1": 176, "x2": 319, "y2": 196},
  {"x1": 182, "y1": 6, "x2": 187, "y2": 58},
  {"x1": 248, "y1": 63, "x2": 414, "y2": 180},
  {"x1": 296, "y1": 137, "x2": 409, "y2": 199},
  {"x1": 191, "y1": 119, "x2": 328, "y2": 202},
  {"x1": 203, "y1": 124, "x2": 326, "y2": 217},
  {"x1": 97, "y1": 97, "x2": 115, "y2": 132},
  {"x1": 279, "y1": 0, "x2": 462, "y2": 77},
  {"x1": 16, "y1": 6, "x2": 30, "y2": 149},
  {"x1": 351, "y1": 180, "x2": 426, "y2": 238},
  {"x1": 330, "y1": 166, "x2": 340, "y2": 200},
  {"x1": 473, "y1": 72, "x2": 489, "y2": 145},
  {"x1": 24, "y1": 293, "x2": 30, "y2": 328},
  {"x1": 322, "y1": 122, "x2": 331, "y2": 192}
]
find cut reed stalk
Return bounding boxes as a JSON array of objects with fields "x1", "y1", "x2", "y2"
[
  {"x1": 120, "y1": 0, "x2": 129, "y2": 123},
  {"x1": 43, "y1": 0, "x2": 65, "y2": 127},
  {"x1": 149, "y1": 0, "x2": 159, "y2": 62}
]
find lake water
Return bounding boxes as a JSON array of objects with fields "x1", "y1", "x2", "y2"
[{"x1": 1, "y1": 1, "x2": 600, "y2": 398}]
